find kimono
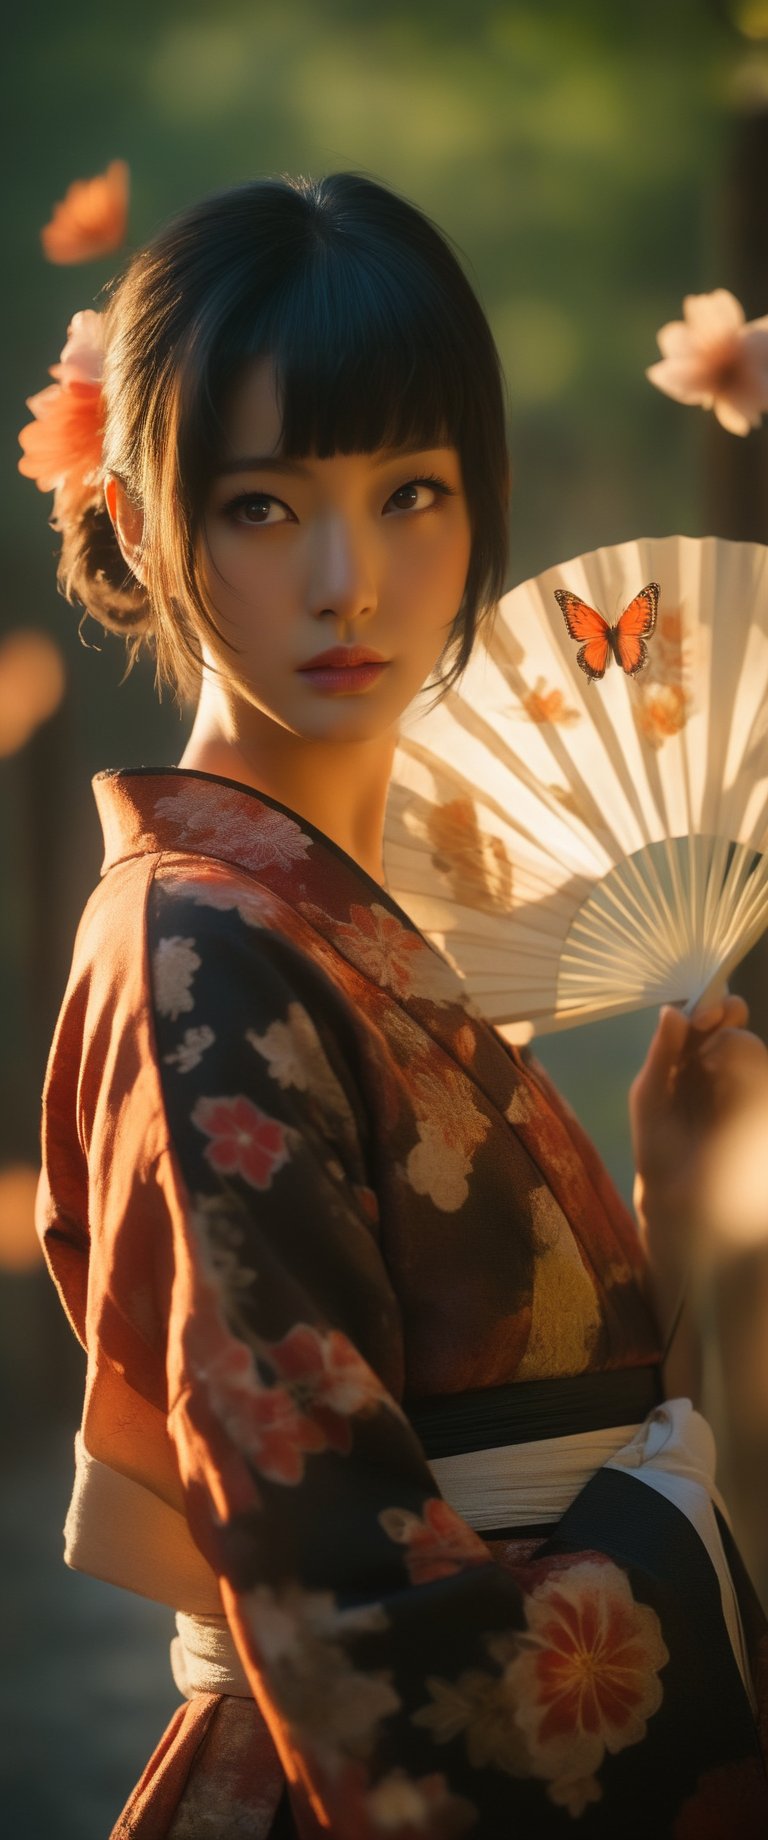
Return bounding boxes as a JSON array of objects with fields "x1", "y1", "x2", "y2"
[{"x1": 36, "y1": 766, "x2": 768, "y2": 1840}]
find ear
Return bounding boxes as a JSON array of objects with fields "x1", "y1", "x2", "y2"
[{"x1": 104, "y1": 475, "x2": 146, "y2": 585}]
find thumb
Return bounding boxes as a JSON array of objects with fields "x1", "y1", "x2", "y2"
[{"x1": 637, "y1": 1005, "x2": 690, "y2": 1105}]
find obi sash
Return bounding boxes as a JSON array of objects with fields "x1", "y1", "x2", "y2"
[{"x1": 62, "y1": 1383, "x2": 754, "y2": 1709}]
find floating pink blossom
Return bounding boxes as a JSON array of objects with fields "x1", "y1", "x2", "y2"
[
  {"x1": 647, "y1": 290, "x2": 768, "y2": 435},
  {"x1": 40, "y1": 160, "x2": 129, "y2": 264}
]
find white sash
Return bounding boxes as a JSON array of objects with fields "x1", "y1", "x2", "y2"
[{"x1": 63, "y1": 1401, "x2": 754, "y2": 1707}]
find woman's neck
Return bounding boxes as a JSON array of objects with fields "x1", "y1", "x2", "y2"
[{"x1": 178, "y1": 691, "x2": 397, "y2": 888}]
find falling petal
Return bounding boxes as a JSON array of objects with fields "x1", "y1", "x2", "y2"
[
  {"x1": 40, "y1": 159, "x2": 129, "y2": 264},
  {"x1": 647, "y1": 289, "x2": 768, "y2": 434}
]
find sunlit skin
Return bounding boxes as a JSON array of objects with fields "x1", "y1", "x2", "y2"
[
  {"x1": 630, "y1": 994, "x2": 768, "y2": 1396},
  {"x1": 105, "y1": 365, "x2": 768, "y2": 1402},
  {"x1": 159, "y1": 357, "x2": 471, "y2": 885}
]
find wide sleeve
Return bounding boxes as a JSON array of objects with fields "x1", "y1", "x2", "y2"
[{"x1": 146, "y1": 879, "x2": 618, "y2": 1836}]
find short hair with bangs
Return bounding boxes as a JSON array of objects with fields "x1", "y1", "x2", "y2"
[{"x1": 60, "y1": 172, "x2": 511, "y2": 703}]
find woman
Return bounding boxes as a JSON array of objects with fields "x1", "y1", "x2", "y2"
[{"x1": 24, "y1": 172, "x2": 768, "y2": 1837}]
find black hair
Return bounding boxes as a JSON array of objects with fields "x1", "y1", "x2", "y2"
[{"x1": 63, "y1": 172, "x2": 511, "y2": 701}]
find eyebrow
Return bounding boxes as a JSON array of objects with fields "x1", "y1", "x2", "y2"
[{"x1": 213, "y1": 444, "x2": 452, "y2": 478}]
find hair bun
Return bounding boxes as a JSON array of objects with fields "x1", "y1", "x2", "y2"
[{"x1": 58, "y1": 500, "x2": 152, "y2": 637}]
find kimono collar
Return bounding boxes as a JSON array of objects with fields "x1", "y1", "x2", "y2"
[{"x1": 93, "y1": 767, "x2": 476, "y2": 1019}]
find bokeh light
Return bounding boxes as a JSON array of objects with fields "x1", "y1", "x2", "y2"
[
  {"x1": 0, "y1": 1162, "x2": 42, "y2": 1271},
  {"x1": 0, "y1": 630, "x2": 66, "y2": 757}
]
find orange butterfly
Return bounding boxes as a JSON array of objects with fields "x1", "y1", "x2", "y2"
[{"x1": 554, "y1": 582, "x2": 660, "y2": 682}]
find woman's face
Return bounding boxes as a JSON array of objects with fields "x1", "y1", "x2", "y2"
[{"x1": 199, "y1": 359, "x2": 472, "y2": 743}]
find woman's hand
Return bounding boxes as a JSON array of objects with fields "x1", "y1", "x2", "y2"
[{"x1": 630, "y1": 996, "x2": 768, "y2": 1326}]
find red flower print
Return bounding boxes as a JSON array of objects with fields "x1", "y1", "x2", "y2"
[
  {"x1": 192, "y1": 1094, "x2": 289, "y2": 1189},
  {"x1": 235, "y1": 1380, "x2": 326, "y2": 1485},
  {"x1": 300, "y1": 898, "x2": 461, "y2": 1007},
  {"x1": 507, "y1": 1560, "x2": 668, "y2": 1789},
  {"x1": 199, "y1": 1324, "x2": 394, "y2": 1487},
  {"x1": 379, "y1": 1497, "x2": 489, "y2": 1585},
  {"x1": 266, "y1": 1323, "x2": 386, "y2": 1453}
]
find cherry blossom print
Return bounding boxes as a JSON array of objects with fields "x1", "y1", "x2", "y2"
[
  {"x1": 505, "y1": 1081, "x2": 537, "y2": 1126},
  {"x1": 203, "y1": 1353, "x2": 327, "y2": 1486},
  {"x1": 153, "y1": 935, "x2": 201, "y2": 1021},
  {"x1": 506, "y1": 1560, "x2": 668, "y2": 1793},
  {"x1": 403, "y1": 1062, "x2": 490, "y2": 1212},
  {"x1": 189, "y1": 1193, "x2": 258, "y2": 1300},
  {"x1": 247, "y1": 1002, "x2": 325, "y2": 1092},
  {"x1": 365, "y1": 1769, "x2": 477, "y2": 1839},
  {"x1": 647, "y1": 288, "x2": 768, "y2": 435},
  {"x1": 299, "y1": 898, "x2": 466, "y2": 1008},
  {"x1": 178, "y1": 1224, "x2": 328, "y2": 1489},
  {"x1": 520, "y1": 679, "x2": 580, "y2": 727},
  {"x1": 413, "y1": 1661, "x2": 531, "y2": 1777},
  {"x1": 424, "y1": 798, "x2": 514, "y2": 916},
  {"x1": 40, "y1": 159, "x2": 129, "y2": 263},
  {"x1": 192, "y1": 1094, "x2": 290, "y2": 1189},
  {"x1": 168, "y1": 864, "x2": 288, "y2": 931},
  {"x1": 378, "y1": 1496, "x2": 489, "y2": 1585},
  {"x1": 633, "y1": 680, "x2": 692, "y2": 749},
  {"x1": 163, "y1": 1024, "x2": 215, "y2": 1073},
  {"x1": 189, "y1": 1318, "x2": 397, "y2": 1488},
  {"x1": 152, "y1": 785, "x2": 312, "y2": 873},
  {"x1": 246, "y1": 1002, "x2": 358, "y2": 1160},
  {"x1": 264, "y1": 1322, "x2": 393, "y2": 1432},
  {"x1": 331, "y1": 1762, "x2": 478, "y2": 1840},
  {"x1": 239, "y1": 1584, "x2": 399, "y2": 1775}
]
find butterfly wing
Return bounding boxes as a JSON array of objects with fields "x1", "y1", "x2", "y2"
[
  {"x1": 554, "y1": 589, "x2": 611, "y2": 681},
  {"x1": 613, "y1": 582, "x2": 660, "y2": 676}
]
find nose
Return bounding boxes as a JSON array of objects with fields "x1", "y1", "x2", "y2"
[{"x1": 308, "y1": 512, "x2": 378, "y2": 635}]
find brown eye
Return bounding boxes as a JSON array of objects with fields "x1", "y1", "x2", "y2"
[
  {"x1": 226, "y1": 493, "x2": 292, "y2": 526},
  {"x1": 385, "y1": 475, "x2": 454, "y2": 514}
]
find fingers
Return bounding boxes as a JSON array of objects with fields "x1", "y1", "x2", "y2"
[
  {"x1": 696, "y1": 1025, "x2": 768, "y2": 1077},
  {"x1": 630, "y1": 1004, "x2": 689, "y2": 1109},
  {"x1": 631, "y1": 997, "x2": 758, "y2": 1128},
  {"x1": 689, "y1": 994, "x2": 749, "y2": 1033}
]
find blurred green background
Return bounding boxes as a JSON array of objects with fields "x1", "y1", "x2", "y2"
[{"x1": 5, "y1": 1, "x2": 768, "y2": 1833}]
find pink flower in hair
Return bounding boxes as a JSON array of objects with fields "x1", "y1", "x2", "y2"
[
  {"x1": 40, "y1": 160, "x2": 129, "y2": 265},
  {"x1": 18, "y1": 311, "x2": 105, "y2": 524},
  {"x1": 646, "y1": 289, "x2": 768, "y2": 435},
  {"x1": 51, "y1": 309, "x2": 105, "y2": 386}
]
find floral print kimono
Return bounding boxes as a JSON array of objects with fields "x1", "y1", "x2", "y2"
[{"x1": 37, "y1": 767, "x2": 768, "y2": 1839}]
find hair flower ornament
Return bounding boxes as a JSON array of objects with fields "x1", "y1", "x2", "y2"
[
  {"x1": 18, "y1": 310, "x2": 105, "y2": 526},
  {"x1": 646, "y1": 289, "x2": 768, "y2": 435}
]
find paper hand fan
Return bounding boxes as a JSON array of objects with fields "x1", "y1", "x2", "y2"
[{"x1": 383, "y1": 534, "x2": 768, "y2": 1041}]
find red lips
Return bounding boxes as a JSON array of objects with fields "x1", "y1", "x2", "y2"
[{"x1": 299, "y1": 645, "x2": 387, "y2": 670}]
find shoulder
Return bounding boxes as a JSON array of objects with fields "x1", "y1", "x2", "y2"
[
  {"x1": 147, "y1": 856, "x2": 370, "y2": 1094},
  {"x1": 148, "y1": 856, "x2": 352, "y2": 1008}
]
